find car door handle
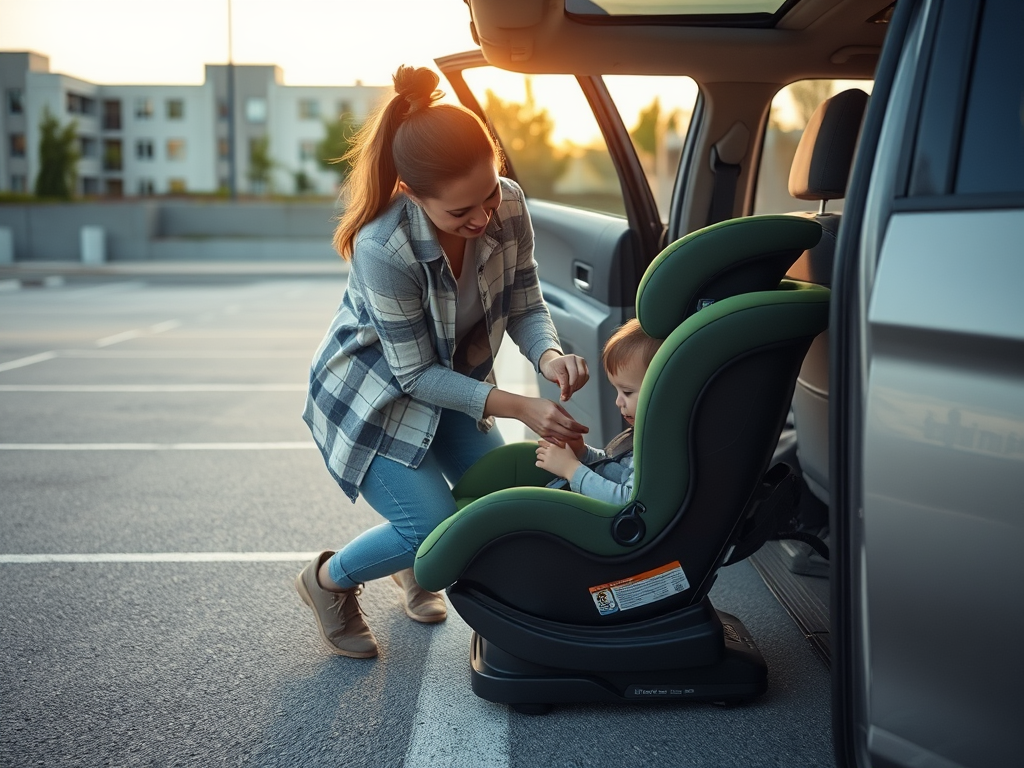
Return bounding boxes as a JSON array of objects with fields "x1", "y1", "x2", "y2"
[{"x1": 573, "y1": 261, "x2": 593, "y2": 293}]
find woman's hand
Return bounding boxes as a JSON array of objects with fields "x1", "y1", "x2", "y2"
[
  {"x1": 536, "y1": 439, "x2": 583, "y2": 481},
  {"x1": 518, "y1": 397, "x2": 589, "y2": 443},
  {"x1": 484, "y1": 389, "x2": 589, "y2": 443},
  {"x1": 539, "y1": 350, "x2": 590, "y2": 402}
]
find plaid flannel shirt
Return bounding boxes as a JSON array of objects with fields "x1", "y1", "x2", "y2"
[{"x1": 303, "y1": 177, "x2": 562, "y2": 501}]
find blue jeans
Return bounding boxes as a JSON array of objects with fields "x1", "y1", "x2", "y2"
[{"x1": 327, "y1": 409, "x2": 504, "y2": 589}]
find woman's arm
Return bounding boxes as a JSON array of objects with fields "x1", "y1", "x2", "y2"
[{"x1": 484, "y1": 389, "x2": 588, "y2": 443}]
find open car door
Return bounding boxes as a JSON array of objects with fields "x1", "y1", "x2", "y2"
[{"x1": 436, "y1": 51, "x2": 665, "y2": 446}]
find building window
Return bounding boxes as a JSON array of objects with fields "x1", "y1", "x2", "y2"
[
  {"x1": 299, "y1": 99, "x2": 321, "y2": 120},
  {"x1": 9, "y1": 133, "x2": 26, "y2": 158},
  {"x1": 102, "y1": 100, "x2": 122, "y2": 130},
  {"x1": 168, "y1": 178, "x2": 187, "y2": 194},
  {"x1": 245, "y1": 97, "x2": 267, "y2": 124},
  {"x1": 135, "y1": 98, "x2": 153, "y2": 119},
  {"x1": 138, "y1": 178, "x2": 155, "y2": 196},
  {"x1": 166, "y1": 138, "x2": 186, "y2": 161},
  {"x1": 167, "y1": 99, "x2": 185, "y2": 120},
  {"x1": 336, "y1": 99, "x2": 352, "y2": 118},
  {"x1": 67, "y1": 92, "x2": 97, "y2": 116},
  {"x1": 218, "y1": 138, "x2": 230, "y2": 159},
  {"x1": 103, "y1": 139, "x2": 123, "y2": 171},
  {"x1": 7, "y1": 89, "x2": 23, "y2": 115},
  {"x1": 105, "y1": 178, "x2": 123, "y2": 197},
  {"x1": 81, "y1": 176, "x2": 100, "y2": 195},
  {"x1": 136, "y1": 139, "x2": 154, "y2": 160},
  {"x1": 79, "y1": 136, "x2": 98, "y2": 158},
  {"x1": 299, "y1": 140, "x2": 318, "y2": 161},
  {"x1": 11, "y1": 174, "x2": 27, "y2": 193}
]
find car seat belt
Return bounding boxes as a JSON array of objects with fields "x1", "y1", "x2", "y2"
[
  {"x1": 723, "y1": 462, "x2": 822, "y2": 566},
  {"x1": 706, "y1": 122, "x2": 750, "y2": 226}
]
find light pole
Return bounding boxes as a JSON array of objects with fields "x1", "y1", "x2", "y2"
[{"x1": 226, "y1": 0, "x2": 237, "y2": 199}]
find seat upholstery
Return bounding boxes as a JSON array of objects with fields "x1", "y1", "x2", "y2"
[
  {"x1": 786, "y1": 88, "x2": 869, "y2": 504},
  {"x1": 415, "y1": 215, "x2": 830, "y2": 631}
]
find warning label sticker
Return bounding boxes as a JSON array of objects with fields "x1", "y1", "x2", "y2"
[{"x1": 588, "y1": 561, "x2": 690, "y2": 616}]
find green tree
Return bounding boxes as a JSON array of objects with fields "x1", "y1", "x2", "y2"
[
  {"x1": 247, "y1": 136, "x2": 274, "y2": 194},
  {"x1": 631, "y1": 98, "x2": 661, "y2": 158},
  {"x1": 483, "y1": 78, "x2": 567, "y2": 200},
  {"x1": 293, "y1": 169, "x2": 316, "y2": 195},
  {"x1": 317, "y1": 113, "x2": 358, "y2": 184},
  {"x1": 35, "y1": 108, "x2": 79, "y2": 200},
  {"x1": 770, "y1": 80, "x2": 834, "y2": 130}
]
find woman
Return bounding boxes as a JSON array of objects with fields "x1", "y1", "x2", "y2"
[{"x1": 297, "y1": 65, "x2": 589, "y2": 658}]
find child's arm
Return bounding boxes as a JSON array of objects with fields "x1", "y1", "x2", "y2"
[
  {"x1": 536, "y1": 441, "x2": 634, "y2": 506},
  {"x1": 570, "y1": 461, "x2": 634, "y2": 506},
  {"x1": 535, "y1": 439, "x2": 585, "y2": 481}
]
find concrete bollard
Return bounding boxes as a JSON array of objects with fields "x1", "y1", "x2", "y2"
[
  {"x1": 81, "y1": 226, "x2": 106, "y2": 264},
  {"x1": 0, "y1": 227, "x2": 13, "y2": 264}
]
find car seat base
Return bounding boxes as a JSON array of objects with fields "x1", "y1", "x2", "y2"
[{"x1": 468, "y1": 609, "x2": 767, "y2": 711}]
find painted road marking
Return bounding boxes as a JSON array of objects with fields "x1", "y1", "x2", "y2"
[
  {"x1": 53, "y1": 350, "x2": 309, "y2": 358},
  {"x1": 0, "y1": 442, "x2": 315, "y2": 450},
  {"x1": 96, "y1": 329, "x2": 145, "y2": 347},
  {"x1": 0, "y1": 384, "x2": 306, "y2": 392},
  {"x1": 149, "y1": 320, "x2": 182, "y2": 333},
  {"x1": 403, "y1": 613, "x2": 510, "y2": 768},
  {"x1": 0, "y1": 552, "x2": 318, "y2": 563},
  {"x1": 0, "y1": 351, "x2": 58, "y2": 373}
]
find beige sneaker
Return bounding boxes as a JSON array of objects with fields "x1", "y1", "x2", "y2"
[
  {"x1": 295, "y1": 551, "x2": 378, "y2": 658},
  {"x1": 391, "y1": 567, "x2": 447, "y2": 624}
]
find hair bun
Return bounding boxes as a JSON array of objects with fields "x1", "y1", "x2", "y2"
[{"x1": 393, "y1": 65, "x2": 441, "y2": 115}]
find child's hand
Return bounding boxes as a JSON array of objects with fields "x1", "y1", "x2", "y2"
[
  {"x1": 564, "y1": 432, "x2": 586, "y2": 460},
  {"x1": 536, "y1": 438, "x2": 583, "y2": 482}
]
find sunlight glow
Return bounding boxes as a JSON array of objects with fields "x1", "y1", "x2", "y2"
[{"x1": 0, "y1": 0, "x2": 477, "y2": 87}]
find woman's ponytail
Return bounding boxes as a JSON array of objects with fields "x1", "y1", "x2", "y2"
[{"x1": 332, "y1": 65, "x2": 501, "y2": 260}]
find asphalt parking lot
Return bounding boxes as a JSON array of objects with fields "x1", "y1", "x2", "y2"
[{"x1": 0, "y1": 266, "x2": 833, "y2": 768}]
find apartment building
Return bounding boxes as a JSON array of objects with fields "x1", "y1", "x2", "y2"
[{"x1": 0, "y1": 51, "x2": 388, "y2": 197}]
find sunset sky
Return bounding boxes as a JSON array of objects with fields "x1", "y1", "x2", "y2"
[{"x1": 0, "y1": 0, "x2": 476, "y2": 87}]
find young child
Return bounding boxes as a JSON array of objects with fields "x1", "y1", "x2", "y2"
[{"x1": 536, "y1": 319, "x2": 661, "y2": 505}]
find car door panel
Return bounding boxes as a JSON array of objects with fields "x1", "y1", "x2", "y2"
[
  {"x1": 529, "y1": 201, "x2": 636, "y2": 442},
  {"x1": 834, "y1": 1, "x2": 1024, "y2": 766}
]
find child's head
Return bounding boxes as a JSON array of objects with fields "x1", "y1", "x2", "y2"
[{"x1": 601, "y1": 319, "x2": 661, "y2": 427}]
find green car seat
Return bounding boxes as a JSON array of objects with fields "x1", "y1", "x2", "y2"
[{"x1": 414, "y1": 215, "x2": 829, "y2": 712}]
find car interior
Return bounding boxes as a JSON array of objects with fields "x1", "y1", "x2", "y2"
[{"x1": 424, "y1": 0, "x2": 895, "y2": 724}]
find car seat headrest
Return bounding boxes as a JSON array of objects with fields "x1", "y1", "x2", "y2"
[
  {"x1": 788, "y1": 88, "x2": 869, "y2": 202},
  {"x1": 636, "y1": 215, "x2": 822, "y2": 339}
]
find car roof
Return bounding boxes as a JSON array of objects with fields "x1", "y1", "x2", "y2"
[{"x1": 462, "y1": 0, "x2": 890, "y2": 83}]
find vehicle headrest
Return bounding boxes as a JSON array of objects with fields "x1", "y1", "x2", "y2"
[
  {"x1": 636, "y1": 215, "x2": 822, "y2": 339},
  {"x1": 788, "y1": 88, "x2": 869, "y2": 202}
]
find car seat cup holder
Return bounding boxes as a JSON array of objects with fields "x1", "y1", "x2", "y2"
[{"x1": 611, "y1": 501, "x2": 647, "y2": 546}]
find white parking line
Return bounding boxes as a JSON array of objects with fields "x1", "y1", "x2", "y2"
[
  {"x1": 149, "y1": 320, "x2": 182, "y2": 333},
  {"x1": 0, "y1": 351, "x2": 57, "y2": 373},
  {"x1": 52, "y1": 350, "x2": 309, "y2": 358},
  {"x1": 0, "y1": 442, "x2": 316, "y2": 450},
  {"x1": 0, "y1": 384, "x2": 306, "y2": 392},
  {"x1": 96, "y1": 329, "x2": 144, "y2": 347},
  {"x1": 404, "y1": 613, "x2": 510, "y2": 768},
  {"x1": 0, "y1": 552, "x2": 318, "y2": 563}
]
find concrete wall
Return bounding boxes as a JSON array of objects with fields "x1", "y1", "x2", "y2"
[{"x1": 0, "y1": 199, "x2": 338, "y2": 261}]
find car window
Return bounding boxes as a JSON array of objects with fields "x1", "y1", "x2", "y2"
[
  {"x1": 753, "y1": 79, "x2": 873, "y2": 215},
  {"x1": 461, "y1": 67, "x2": 626, "y2": 216},
  {"x1": 955, "y1": 1, "x2": 1024, "y2": 196},
  {"x1": 603, "y1": 75, "x2": 698, "y2": 224}
]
